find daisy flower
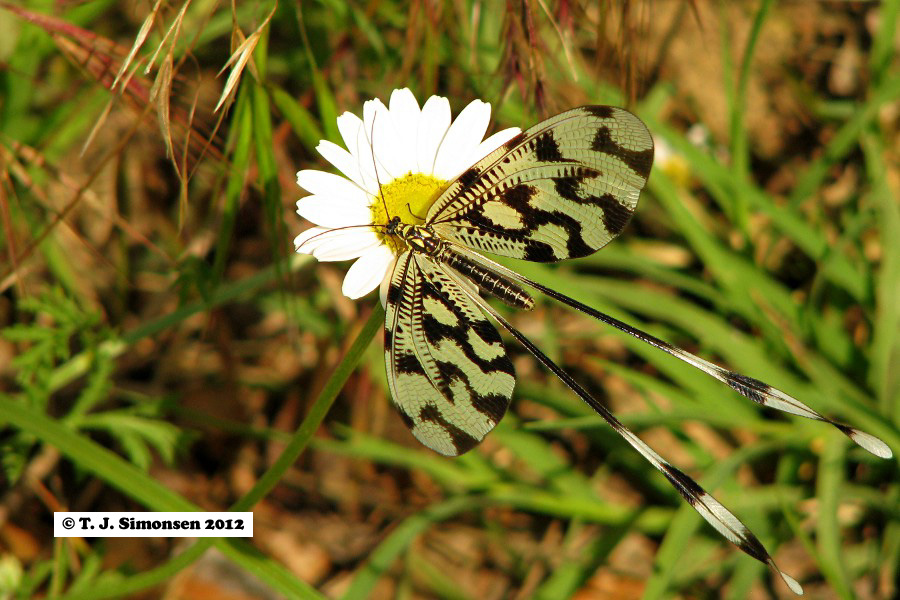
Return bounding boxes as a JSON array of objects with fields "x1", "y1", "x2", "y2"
[{"x1": 294, "y1": 88, "x2": 521, "y2": 301}]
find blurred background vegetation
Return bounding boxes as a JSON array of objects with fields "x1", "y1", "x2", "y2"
[{"x1": 0, "y1": 1, "x2": 898, "y2": 598}]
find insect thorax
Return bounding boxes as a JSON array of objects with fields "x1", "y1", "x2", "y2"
[
  {"x1": 395, "y1": 223, "x2": 444, "y2": 256},
  {"x1": 396, "y1": 223, "x2": 534, "y2": 311}
]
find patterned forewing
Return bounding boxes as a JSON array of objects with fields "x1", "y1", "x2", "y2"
[
  {"x1": 384, "y1": 252, "x2": 515, "y2": 456},
  {"x1": 428, "y1": 106, "x2": 653, "y2": 262}
]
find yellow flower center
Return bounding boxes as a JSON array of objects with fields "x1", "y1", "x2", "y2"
[{"x1": 370, "y1": 173, "x2": 448, "y2": 254}]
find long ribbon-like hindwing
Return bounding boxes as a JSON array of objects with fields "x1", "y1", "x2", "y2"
[
  {"x1": 438, "y1": 262, "x2": 804, "y2": 595},
  {"x1": 380, "y1": 104, "x2": 892, "y2": 595},
  {"x1": 443, "y1": 242, "x2": 893, "y2": 459}
]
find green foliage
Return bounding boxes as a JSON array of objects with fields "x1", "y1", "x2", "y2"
[
  {"x1": 0, "y1": 1, "x2": 897, "y2": 599},
  {"x1": 3, "y1": 288, "x2": 97, "y2": 406},
  {"x1": 1, "y1": 288, "x2": 183, "y2": 484}
]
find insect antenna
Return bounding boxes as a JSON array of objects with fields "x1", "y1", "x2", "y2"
[
  {"x1": 363, "y1": 110, "x2": 396, "y2": 233},
  {"x1": 406, "y1": 202, "x2": 427, "y2": 221},
  {"x1": 295, "y1": 222, "x2": 393, "y2": 253},
  {"x1": 299, "y1": 108, "x2": 400, "y2": 256}
]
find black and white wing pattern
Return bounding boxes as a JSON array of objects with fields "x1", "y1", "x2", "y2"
[
  {"x1": 374, "y1": 104, "x2": 891, "y2": 595},
  {"x1": 383, "y1": 250, "x2": 515, "y2": 456},
  {"x1": 440, "y1": 266, "x2": 805, "y2": 595},
  {"x1": 428, "y1": 106, "x2": 653, "y2": 262}
]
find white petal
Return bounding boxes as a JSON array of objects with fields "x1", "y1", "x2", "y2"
[
  {"x1": 296, "y1": 226, "x2": 371, "y2": 257},
  {"x1": 294, "y1": 226, "x2": 330, "y2": 254},
  {"x1": 343, "y1": 108, "x2": 384, "y2": 193},
  {"x1": 379, "y1": 256, "x2": 398, "y2": 307},
  {"x1": 364, "y1": 98, "x2": 403, "y2": 183},
  {"x1": 417, "y1": 95, "x2": 451, "y2": 174},
  {"x1": 342, "y1": 244, "x2": 395, "y2": 299},
  {"x1": 335, "y1": 112, "x2": 377, "y2": 194},
  {"x1": 295, "y1": 171, "x2": 372, "y2": 228},
  {"x1": 388, "y1": 88, "x2": 420, "y2": 175},
  {"x1": 337, "y1": 111, "x2": 364, "y2": 157},
  {"x1": 315, "y1": 229, "x2": 380, "y2": 261},
  {"x1": 316, "y1": 140, "x2": 366, "y2": 189},
  {"x1": 298, "y1": 227, "x2": 380, "y2": 262},
  {"x1": 296, "y1": 194, "x2": 371, "y2": 228},
  {"x1": 295, "y1": 169, "x2": 367, "y2": 202},
  {"x1": 433, "y1": 99, "x2": 491, "y2": 180},
  {"x1": 472, "y1": 127, "x2": 521, "y2": 162}
]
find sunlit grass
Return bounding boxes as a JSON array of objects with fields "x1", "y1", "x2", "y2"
[{"x1": 1, "y1": 1, "x2": 897, "y2": 599}]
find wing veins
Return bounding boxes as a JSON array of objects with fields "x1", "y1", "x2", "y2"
[
  {"x1": 443, "y1": 243, "x2": 891, "y2": 458},
  {"x1": 397, "y1": 255, "x2": 454, "y2": 399},
  {"x1": 385, "y1": 252, "x2": 414, "y2": 402},
  {"x1": 437, "y1": 262, "x2": 803, "y2": 594},
  {"x1": 429, "y1": 163, "x2": 607, "y2": 226},
  {"x1": 409, "y1": 256, "x2": 463, "y2": 398}
]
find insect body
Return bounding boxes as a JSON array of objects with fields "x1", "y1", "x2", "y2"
[
  {"x1": 393, "y1": 220, "x2": 534, "y2": 310},
  {"x1": 382, "y1": 105, "x2": 649, "y2": 456},
  {"x1": 367, "y1": 105, "x2": 890, "y2": 594}
]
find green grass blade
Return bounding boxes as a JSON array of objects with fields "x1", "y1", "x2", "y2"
[
  {"x1": 212, "y1": 83, "x2": 253, "y2": 283},
  {"x1": 0, "y1": 400, "x2": 195, "y2": 511},
  {"x1": 230, "y1": 306, "x2": 383, "y2": 512},
  {"x1": 726, "y1": 0, "x2": 772, "y2": 233},
  {"x1": 788, "y1": 76, "x2": 900, "y2": 208},
  {"x1": 339, "y1": 497, "x2": 481, "y2": 600},
  {"x1": 862, "y1": 133, "x2": 900, "y2": 416},
  {"x1": 815, "y1": 438, "x2": 854, "y2": 599},
  {"x1": 269, "y1": 83, "x2": 325, "y2": 152}
]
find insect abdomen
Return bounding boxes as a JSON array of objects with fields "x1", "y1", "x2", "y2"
[{"x1": 444, "y1": 251, "x2": 534, "y2": 310}]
